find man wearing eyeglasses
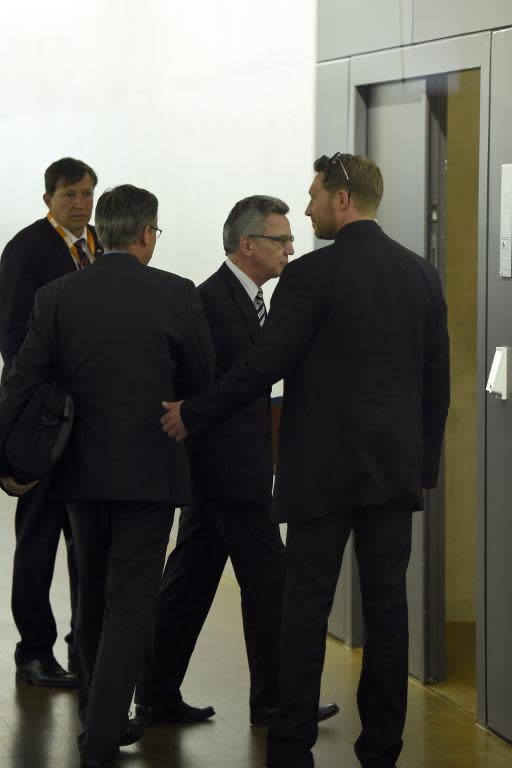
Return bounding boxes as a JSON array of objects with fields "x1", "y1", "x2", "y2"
[
  {"x1": 136, "y1": 195, "x2": 338, "y2": 730},
  {"x1": 160, "y1": 155, "x2": 450, "y2": 768}
]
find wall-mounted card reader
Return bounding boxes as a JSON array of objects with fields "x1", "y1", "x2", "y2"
[{"x1": 486, "y1": 346, "x2": 511, "y2": 399}]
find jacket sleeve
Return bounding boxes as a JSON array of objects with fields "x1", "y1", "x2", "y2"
[
  {"x1": 181, "y1": 260, "x2": 325, "y2": 435},
  {"x1": 0, "y1": 286, "x2": 57, "y2": 474},
  {"x1": 173, "y1": 282, "x2": 216, "y2": 400},
  {"x1": 0, "y1": 235, "x2": 43, "y2": 371}
]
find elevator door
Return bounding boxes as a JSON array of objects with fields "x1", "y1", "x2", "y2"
[{"x1": 366, "y1": 78, "x2": 429, "y2": 681}]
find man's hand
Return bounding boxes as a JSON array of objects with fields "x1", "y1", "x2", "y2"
[
  {"x1": 161, "y1": 400, "x2": 189, "y2": 442},
  {"x1": 1, "y1": 476, "x2": 39, "y2": 497}
]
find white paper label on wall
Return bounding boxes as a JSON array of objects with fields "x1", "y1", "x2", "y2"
[{"x1": 500, "y1": 164, "x2": 512, "y2": 278}]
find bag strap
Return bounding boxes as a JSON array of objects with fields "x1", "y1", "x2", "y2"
[{"x1": 42, "y1": 383, "x2": 70, "y2": 426}]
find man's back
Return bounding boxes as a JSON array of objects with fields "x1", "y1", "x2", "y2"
[
  {"x1": 271, "y1": 219, "x2": 449, "y2": 519},
  {"x1": 3, "y1": 252, "x2": 214, "y2": 504},
  {"x1": 181, "y1": 220, "x2": 449, "y2": 521}
]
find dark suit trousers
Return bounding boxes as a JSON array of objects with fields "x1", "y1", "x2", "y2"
[
  {"x1": 67, "y1": 500, "x2": 173, "y2": 763},
  {"x1": 266, "y1": 504, "x2": 412, "y2": 768},
  {"x1": 137, "y1": 498, "x2": 286, "y2": 712},
  {"x1": 12, "y1": 473, "x2": 78, "y2": 665}
]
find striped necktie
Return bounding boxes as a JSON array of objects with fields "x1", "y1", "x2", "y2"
[
  {"x1": 254, "y1": 288, "x2": 266, "y2": 326},
  {"x1": 75, "y1": 238, "x2": 89, "y2": 269}
]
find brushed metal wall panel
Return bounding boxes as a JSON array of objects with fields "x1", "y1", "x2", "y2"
[
  {"x1": 413, "y1": 0, "x2": 512, "y2": 43},
  {"x1": 315, "y1": 59, "x2": 350, "y2": 157},
  {"x1": 317, "y1": 0, "x2": 413, "y2": 62},
  {"x1": 485, "y1": 27, "x2": 512, "y2": 743}
]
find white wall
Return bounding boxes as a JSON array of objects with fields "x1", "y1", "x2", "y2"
[{"x1": 0, "y1": 0, "x2": 316, "y2": 296}]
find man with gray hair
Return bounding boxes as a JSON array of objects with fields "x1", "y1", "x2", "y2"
[
  {"x1": 0, "y1": 184, "x2": 215, "y2": 767},
  {"x1": 136, "y1": 195, "x2": 338, "y2": 728}
]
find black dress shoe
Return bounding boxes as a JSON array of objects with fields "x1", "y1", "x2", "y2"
[
  {"x1": 135, "y1": 700, "x2": 215, "y2": 725},
  {"x1": 16, "y1": 657, "x2": 77, "y2": 688},
  {"x1": 318, "y1": 702, "x2": 339, "y2": 721},
  {"x1": 119, "y1": 716, "x2": 146, "y2": 746},
  {"x1": 251, "y1": 701, "x2": 339, "y2": 726},
  {"x1": 78, "y1": 732, "x2": 118, "y2": 765}
]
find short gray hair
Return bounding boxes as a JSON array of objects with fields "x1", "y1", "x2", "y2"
[
  {"x1": 95, "y1": 184, "x2": 158, "y2": 250},
  {"x1": 223, "y1": 195, "x2": 289, "y2": 254}
]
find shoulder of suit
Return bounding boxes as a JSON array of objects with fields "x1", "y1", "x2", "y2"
[
  {"x1": 384, "y1": 233, "x2": 439, "y2": 275},
  {"x1": 5, "y1": 219, "x2": 99, "y2": 250},
  {"x1": 207, "y1": 270, "x2": 255, "y2": 315},
  {"x1": 408, "y1": 249, "x2": 443, "y2": 289},
  {"x1": 1, "y1": 218, "x2": 67, "y2": 267},
  {"x1": 3, "y1": 218, "x2": 58, "y2": 250},
  {"x1": 368, "y1": 231, "x2": 444, "y2": 296},
  {"x1": 146, "y1": 265, "x2": 197, "y2": 291},
  {"x1": 283, "y1": 242, "x2": 335, "y2": 275},
  {"x1": 198, "y1": 265, "x2": 227, "y2": 294}
]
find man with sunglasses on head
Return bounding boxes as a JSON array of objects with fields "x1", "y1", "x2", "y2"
[
  {"x1": 136, "y1": 195, "x2": 338, "y2": 730},
  {"x1": 0, "y1": 157, "x2": 102, "y2": 688},
  {"x1": 160, "y1": 155, "x2": 450, "y2": 768}
]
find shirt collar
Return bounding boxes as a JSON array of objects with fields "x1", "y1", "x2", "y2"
[
  {"x1": 225, "y1": 258, "x2": 260, "y2": 302},
  {"x1": 62, "y1": 225, "x2": 88, "y2": 244}
]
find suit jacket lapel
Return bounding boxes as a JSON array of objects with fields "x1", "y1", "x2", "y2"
[{"x1": 218, "y1": 262, "x2": 260, "y2": 342}]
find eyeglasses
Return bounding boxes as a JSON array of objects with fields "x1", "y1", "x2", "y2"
[
  {"x1": 149, "y1": 225, "x2": 162, "y2": 239},
  {"x1": 330, "y1": 152, "x2": 351, "y2": 199},
  {"x1": 247, "y1": 234, "x2": 295, "y2": 244}
]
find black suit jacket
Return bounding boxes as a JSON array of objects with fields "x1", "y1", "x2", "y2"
[
  {"x1": 0, "y1": 252, "x2": 215, "y2": 505},
  {"x1": 181, "y1": 220, "x2": 450, "y2": 523},
  {"x1": 0, "y1": 217, "x2": 103, "y2": 375},
  {"x1": 191, "y1": 263, "x2": 272, "y2": 501}
]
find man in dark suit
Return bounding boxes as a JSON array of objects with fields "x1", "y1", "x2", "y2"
[
  {"x1": 137, "y1": 196, "x2": 336, "y2": 728},
  {"x1": 0, "y1": 157, "x2": 102, "y2": 687},
  {"x1": 161, "y1": 154, "x2": 450, "y2": 768},
  {"x1": 0, "y1": 184, "x2": 215, "y2": 768},
  {"x1": 136, "y1": 196, "x2": 291, "y2": 726}
]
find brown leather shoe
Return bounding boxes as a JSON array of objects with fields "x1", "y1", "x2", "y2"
[{"x1": 16, "y1": 657, "x2": 77, "y2": 688}]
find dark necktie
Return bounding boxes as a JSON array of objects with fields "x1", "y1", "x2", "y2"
[
  {"x1": 254, "y1": 288, "x2": 266, "y2": 326},
  {"x1": 75, "y1": 238, "x2": 89, "y2": 269}
]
